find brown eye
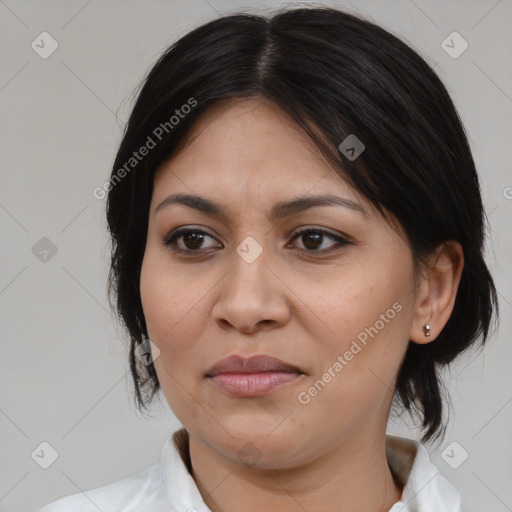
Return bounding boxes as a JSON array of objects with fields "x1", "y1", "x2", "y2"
[
  {"x1": 163, "y1": 228, "x2": 221, "y2": 253},
  {"x1": 301, "y1": 232, "x2": 323, "y2": 250},
  {"x1": 290, "y1": 228, "x2": 351, "y2": 252},
  {"x1": 182, "y1": 232, "x2": 207, "y2": 250}
]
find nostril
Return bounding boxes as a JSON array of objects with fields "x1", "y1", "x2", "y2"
[{"x1": 258, "y1": 319, "x2": 275, "y2": 327}]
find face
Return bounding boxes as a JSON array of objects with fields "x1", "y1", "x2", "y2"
[{"x1": 140, "y1": 97, "x2": 419, "y2": 469}]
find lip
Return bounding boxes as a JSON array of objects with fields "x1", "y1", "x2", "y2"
[{"x1": 206, "y1": 355, "x2": 304, "y2": 397}]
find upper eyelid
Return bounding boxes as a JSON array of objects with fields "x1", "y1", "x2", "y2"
[
  {"x1": 290, "y1": 227, "x2": 347, "y2": 239},
  {"x1": 166, "y1": 225, "x2": 344, "y2": 238},
  {"x1": 165, "y1": 226, "x2": 219, "y2": 242}
]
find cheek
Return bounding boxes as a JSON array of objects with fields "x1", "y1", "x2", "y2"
[
  {"x1": 296, "y1": 256, "x2": 415, "y2": 407},
  {"x1": 294, "y1": 301, "x2": 411, "y2": 445},
  {"x1": 296, "y1": 260, "x2": 412, "y2": 356},
  {"x1": 140, "y1": 250, "x2": 200, "y2": 377},
  {"x1": 140, "y1": 253, "x2": 207, "y2": 427},
  {"x1": 140, "y1": 245, "x2": 204, "y2": 341}
]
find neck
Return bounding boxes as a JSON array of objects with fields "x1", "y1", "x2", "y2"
[{"x1": 182, "y1": 428, "x2": 403, "y2": 512}]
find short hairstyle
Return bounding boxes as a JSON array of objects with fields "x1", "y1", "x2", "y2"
[{"x1": 106, "y1": 7, "x2": 498, "y2": 441}]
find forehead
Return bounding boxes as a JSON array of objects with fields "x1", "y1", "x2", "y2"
[
  {"x1": 153, "y1": 97, "x2": 365, "y2": 207},
  {"x1": 170, "y1": 96, "x2": 320, "y2": 160}
]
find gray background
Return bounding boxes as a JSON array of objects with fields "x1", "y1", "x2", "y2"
[{"x1": 0, "y1": 1, "x2": 510, "y2": 511}]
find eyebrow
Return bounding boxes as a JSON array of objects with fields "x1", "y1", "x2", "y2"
[{"x1": 155, "y1": 192, "x2": 366, "y2": 220}]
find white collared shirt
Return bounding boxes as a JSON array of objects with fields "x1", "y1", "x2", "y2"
[{"x1": 36, "y1": 429, "x2": 462, "y2": 512}]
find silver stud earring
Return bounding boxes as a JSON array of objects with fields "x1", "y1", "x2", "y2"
[{"x1": 423, "y1": 324, "x2": 431, "y2": 338}]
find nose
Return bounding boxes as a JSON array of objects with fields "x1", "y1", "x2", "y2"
[{"x1": 212, "y1": 246, "x2": 291, "y2": 334}]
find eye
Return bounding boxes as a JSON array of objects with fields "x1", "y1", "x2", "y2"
[
  {"x1": 162, "y1": 227, "x2": 222, "y2": 254},
  {"x1": 288, "y1": 228, "x2": 352, "y2": 253},
  {"x1": 162, "y1": 226, "x2": 353, "y2": 256}
]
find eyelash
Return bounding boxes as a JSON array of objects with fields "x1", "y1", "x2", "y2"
[{"x1": 162, "y1": 227, "x2": 353, "y2": 256}]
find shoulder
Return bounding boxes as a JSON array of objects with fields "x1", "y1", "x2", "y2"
[{"x1": 35, "y1": 463, "x2": 168, "y2": 512}]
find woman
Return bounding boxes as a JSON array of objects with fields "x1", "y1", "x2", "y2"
[{"x1": 38, "y1": 6, "x2": 498, "y2": 512}]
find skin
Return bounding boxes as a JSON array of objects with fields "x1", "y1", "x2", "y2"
[{"x1": 140, "y1": 96, "x2": 464, "y2": 512}]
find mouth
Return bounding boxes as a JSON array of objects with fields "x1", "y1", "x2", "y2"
[{"x1": 205, "y1": 355, "x2": 305, "y2": 397}]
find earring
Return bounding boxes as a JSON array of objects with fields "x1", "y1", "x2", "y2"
[{"x1": 423, "y1": 324, "x2": 431, "y2": 338}]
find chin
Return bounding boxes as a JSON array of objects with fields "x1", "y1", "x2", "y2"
[{"x1": 200, "y1": 422, "x2": 306, "y2": 468}]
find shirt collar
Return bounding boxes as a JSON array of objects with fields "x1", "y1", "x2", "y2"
[
  {"x1": 161, "y1": 429, "x2": 461, "y2": 512},
  {"x1": 386, "y1": 435, "x2": 462, "y2": 511}
]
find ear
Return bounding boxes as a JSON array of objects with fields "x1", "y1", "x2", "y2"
[{"x1": 409, "y1": 241, "x2": 464, "y2": 344}]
